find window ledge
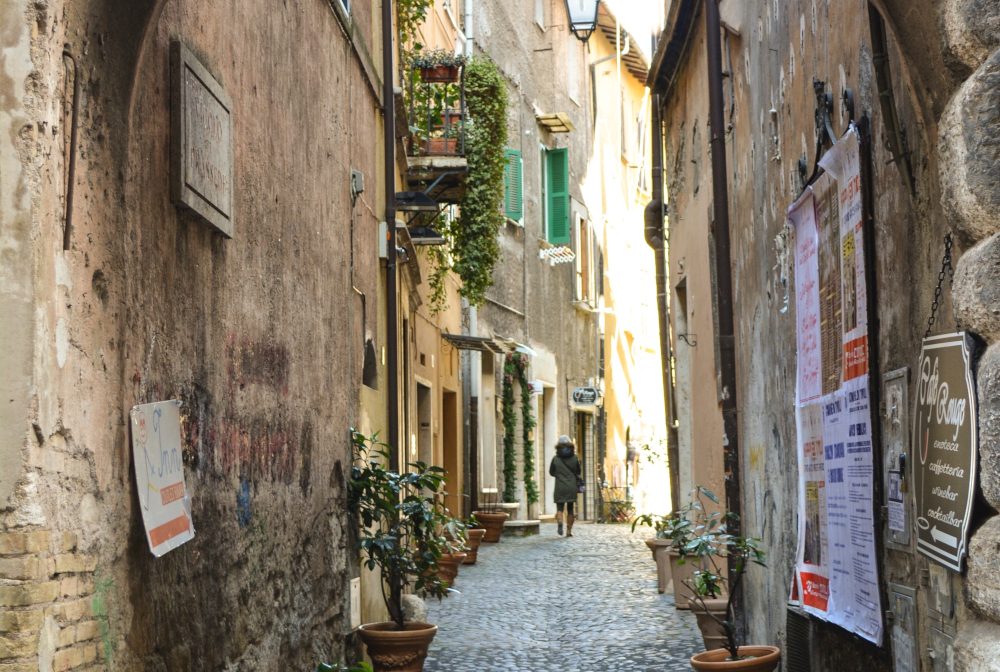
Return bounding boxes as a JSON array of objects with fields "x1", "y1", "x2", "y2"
[{"x1": 574, "y1": 300, "x2": 596, "y2": 313}]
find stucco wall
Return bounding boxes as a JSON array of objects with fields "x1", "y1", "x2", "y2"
[
  {"x1": 1, "y1": 0, "x2": 384, "y2": 668},
  {"x1": 659, "y1": 0, "x2": 1000, "y2": 668}
]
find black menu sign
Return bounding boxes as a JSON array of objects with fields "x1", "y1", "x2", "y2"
[{"x1": 913, "y1": 332, "x2": 978, "y2": 572}]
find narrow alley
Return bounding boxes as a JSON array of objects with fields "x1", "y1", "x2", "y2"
[{"x1": 424, "y1": 524, "x2": 702, "y2": 672}]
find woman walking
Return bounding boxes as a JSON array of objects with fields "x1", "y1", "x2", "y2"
[{"x1": 549, "y1": 435, "x2": 581, "y2": 537}]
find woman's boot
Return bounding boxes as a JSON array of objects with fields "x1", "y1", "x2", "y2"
[
  {"x1": 556, "y1": 511, "x2": 564, "y2": 536},
  {"x1": 566, "y1": 514, "x2": 575, "y2": 537}
]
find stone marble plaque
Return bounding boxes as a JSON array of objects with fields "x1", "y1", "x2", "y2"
[{"x1": 170, "y1": 41, "x2": 234, "y2": 237}]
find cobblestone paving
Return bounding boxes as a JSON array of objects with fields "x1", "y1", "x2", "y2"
[{"x1": 424, "y1": 523, "x2": 703, "y2": 672}]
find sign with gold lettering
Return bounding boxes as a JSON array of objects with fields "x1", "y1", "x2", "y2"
[
  {"x1": 171, "y1": 41, "x2": 234, "y2": 237},
  {"x1": 913, "y1": 332, "x2": 978, "y2": 571}
]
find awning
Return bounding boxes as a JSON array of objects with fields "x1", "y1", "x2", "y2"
[{"x1": 441, "y1": 333, "x2": 511, "y2": 354}]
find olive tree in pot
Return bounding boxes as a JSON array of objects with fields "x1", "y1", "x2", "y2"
[
  {"x1": 349, "y1": 431, "x2": 463, "y2": 672},
  {"x1": 681, "y1": 507, "x2": 780, "y2": 672}
]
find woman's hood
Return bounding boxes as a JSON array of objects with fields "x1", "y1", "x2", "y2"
[{"x1": 556, "y1": 444, "x2": 575, "y2": 458}]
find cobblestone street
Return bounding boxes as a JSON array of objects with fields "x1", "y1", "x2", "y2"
[{"x1": 424, "y1": 523, "x2": 702, "y2": 672}]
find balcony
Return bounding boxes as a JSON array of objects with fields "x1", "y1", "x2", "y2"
[{"x1": 402, "y1": 62, "x2": 468, "y2": 204}]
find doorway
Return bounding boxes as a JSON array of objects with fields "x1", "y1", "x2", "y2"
[
  {"x1": 417, "y1": 383, "x2": 432, "y2": 470},
  {"x1": 442, "y1": 390, "x2": 460, "y2": 516},
  {"x1": 674, "y1": 279, "x2": 693, "y2": 499},
  {"x1": 542, "y1": 386, "x2": 557, "y2": 515}
]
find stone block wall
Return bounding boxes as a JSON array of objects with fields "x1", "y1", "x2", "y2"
[
  {"x1": 938, "y1": 0, "x2": 1000, "y2": 666},
  {"x1": 0, "y1": 529, "x2": 103, "y2": 672}
]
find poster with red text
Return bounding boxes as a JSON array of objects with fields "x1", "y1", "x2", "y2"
[{"x1": 790, "y1": 127, "x2": 882, "y2": 645}]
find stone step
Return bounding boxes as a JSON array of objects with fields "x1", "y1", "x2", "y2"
[{"x1": 501, "y1": 520, "x2": 540, "y2": 537}]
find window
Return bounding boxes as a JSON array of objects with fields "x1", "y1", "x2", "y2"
[
  {"x1": 504, "y1": 149, "x2": 523, "y2": 222},
  {"x1": 546, "y1": 148, "x2": 570, "y2": 244},
  {"x1": 337, "y1": 0, "x2": 350, "y2": 14},
  {"x1": 574, "y1": 214, "x2": 594, "y2": 303}
]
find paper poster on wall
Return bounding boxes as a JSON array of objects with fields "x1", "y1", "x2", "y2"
[
  {"x1": 790, "y1": 127, "x2": 882, "y2": 645},
  {"x1": 130, "y1": 400, "x2": 195, "y2": 557}
]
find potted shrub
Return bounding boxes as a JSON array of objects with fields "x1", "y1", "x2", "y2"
[
  {"x1": 435, "y1": 514, "x2": 468, "y2": 587},
  {"x1": 680, "y1": 508, "x2": 780, "y2": 671},
  {"x1": 348, "y1": 431, "x2": 461, "y2": 672},
  {"x1": 412, "y1": 48, "x2": 466, "y2": 83},
  {"x1": 473, "y1": 489, "x2": 509, "y2": 543},
  {"x1": 633, "y1": 486, "x2": 717, "y2": 607},
  {"x1": 462, "y1": 515, "x2": 486, "y2": 564}
]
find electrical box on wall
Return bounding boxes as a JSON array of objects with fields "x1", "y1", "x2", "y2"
[
  {"x1": 378, "y1": 221, "x2": 388, "y2": 259},
  {"x1": 883, "y1": 367, "x2": 912, "y2": 550}
]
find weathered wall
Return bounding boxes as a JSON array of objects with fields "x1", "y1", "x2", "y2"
[
  {"x1": 659, "y1": 0, "x2": 1000, "y2": 668},
  {"x1": 471, "y1": 0, "x2": 600, "y2": 517},
  {"x1": 1, "y1": 0, "x2": 384, "y2": 668}
]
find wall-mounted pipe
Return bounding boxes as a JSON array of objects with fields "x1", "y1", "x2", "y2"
[
  {"x1": 644, "y1": 95, "x2": 680, "y2": 513},
  {"x1": 705, "y1": 0, "x2": 742, "y2": 606},
  {"x1": 63, "y1": 49, "x2": 81, "y2": 252},
  {"x1": 382, "y1": 0, "x2": 399, "y2": 473}
]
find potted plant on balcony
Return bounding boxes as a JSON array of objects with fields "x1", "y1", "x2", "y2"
[
  {"x1": 412, "y1": 48, "x2": 467, "y2": 83},
  {"x1": 681, "y1": 511, "x2": 780, "y2": 671},
  {"x1": 349, "y1": 431, "x2": 461, "y2": 672}
]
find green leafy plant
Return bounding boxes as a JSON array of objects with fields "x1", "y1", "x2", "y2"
[
  {"x1": 410, "y1": 48, "x2": 468, "y2": 69},
  {"x1": 316, "y1": 663, "x2": 374, "y2": 672},
  {"x1": 348, "y1": 431, "x2": 464, "y2": 630},
  {"x1": 500, "y1": 353, "x2": 538, "y2": 505},
  {"x1": 638, "y1": 487, "x2": 767, "y2": 661},
  {"x1": 397, "y1": 0, "x2": 434, "y2": 53}
]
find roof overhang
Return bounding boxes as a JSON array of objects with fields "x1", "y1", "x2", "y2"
[
  {"x1": 441, "y1": 333, "x2": 513, "y2": 354},
  {"x1": 596, "y1": 2, "x2": 650, "y2": 84},
  {"x1": 645, "y1": 0, "x2": 700, "y2": 99}
]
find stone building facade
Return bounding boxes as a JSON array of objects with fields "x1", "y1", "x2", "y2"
[
  {"x1": 648, "y1": 0, "x2": 1000, "y2": 669},
  {"x1": 1, "y1": 0, "x2": 387, "y2": 668}
]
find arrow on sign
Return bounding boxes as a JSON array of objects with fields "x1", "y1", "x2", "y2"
[{"x1": 931, "y1": 526, "x2": 958, "y2": 548}]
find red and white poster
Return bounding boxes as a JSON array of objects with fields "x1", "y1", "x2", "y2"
[
  {"x1": 130, "y1": 400, "x2": 195, "y2": 557},
  {"x1": 790, "y1": 127, "x2": 882, "y2": 645}
]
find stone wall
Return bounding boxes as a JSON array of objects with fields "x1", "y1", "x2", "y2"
[{"x1": 1, "y1": 0, "x2": 384, "y2": 669}]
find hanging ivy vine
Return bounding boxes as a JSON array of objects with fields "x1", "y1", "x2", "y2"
[
  {"x1": 500, "y1": 353, "x2": 539, "y2": 505},
  {"x1": 424, "y1": 57, "x2": 509, "y2": 314}
]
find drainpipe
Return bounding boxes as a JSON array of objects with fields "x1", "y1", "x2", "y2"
[
  {"x1": 706, "y1": 0, "x2": 742, "y2": 595},
  {"x1": 464, "y1": 0, "x2": 474, "y2": 57},
  {"x1": 643, "y1": 95, "x2": 680, "y2": 513},
  {"x1": 383, "y1": 0, "x2": 399, "y2": 472}
]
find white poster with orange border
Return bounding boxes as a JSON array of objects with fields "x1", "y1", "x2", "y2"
[{"x1": 130, "y1": 400, "x2": 195, "y2": 556}]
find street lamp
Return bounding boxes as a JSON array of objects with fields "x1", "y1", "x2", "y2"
[{"x1": 564, "y1": 0, "x2": 600, "y2": 42}]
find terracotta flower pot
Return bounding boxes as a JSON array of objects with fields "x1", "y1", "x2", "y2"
[
  {"x1": 463, "y1": 528, "x2": 487, "y2": 564},
  {"x1": 645, "y1": 538, "x2": 672, "y2": 594},
  {"x1": 689, "y1": 597, "x2": 730, "y2": 651},
  {"x1": 357, "y1": 622, "x2": 438, "y2": 672},
  {"x1": 689, "y1": 646, "x2": 781, "y2": 672},
  {"x1": 436, "y1": 552, "x2": 467, "y2": 587},
  {"x1": 420, "y1": 64, "x2": 460, "y2": 83},
  {"x1": 669, "y1": 550, "x2": 714, "y2": 609},
  {"x1": 473, "y1": 511, "x2": 509, "y2": 542}
]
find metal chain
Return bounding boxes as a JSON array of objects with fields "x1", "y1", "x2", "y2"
[{"x1": 925, "y1": 233, "x2": 959, "y2": 338}]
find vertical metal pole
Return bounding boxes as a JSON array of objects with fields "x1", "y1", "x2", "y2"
[
  {"x1": 383, "y1": 0, "x2": 399, "y2": 473},
  {"x1": 705, "y1": 0, "x2": 742, "y2": 581}
]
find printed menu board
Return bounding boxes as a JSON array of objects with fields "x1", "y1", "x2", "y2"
[{"x1": 790, "y1": 127, "x2": 882, "y2": 645}]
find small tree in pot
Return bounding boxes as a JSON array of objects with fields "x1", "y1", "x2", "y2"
[
  {"x1": 348, "y1": 431, "x2": 464, "y2": 672},
  {"x1": 680, "y1": 508, "x2": 780, "y2": 671}
]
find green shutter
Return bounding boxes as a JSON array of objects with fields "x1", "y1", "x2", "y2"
[
  {"x1": 504, "y1": 149, "x2": 523, "y2": 220},
  {"x1": 546, "y1": 148, "x2": 570, "y2": 244}
]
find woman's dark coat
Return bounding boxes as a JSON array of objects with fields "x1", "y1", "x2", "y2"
[{"x1": 549, "y1": 445, "x2": 581, "y2": 503}]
